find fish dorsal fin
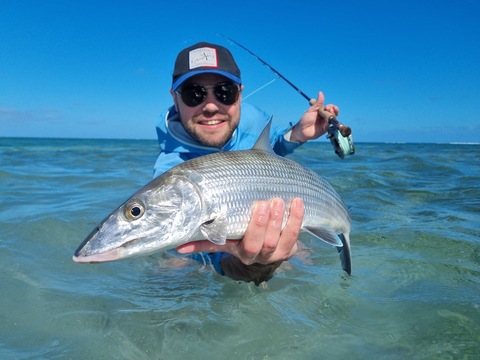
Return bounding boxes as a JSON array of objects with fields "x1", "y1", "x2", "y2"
[
  {"x1": 253, "y1": 117, "x2": 275, "y2": 154},
  {"x1": 303, "y1": 226, "x2": 343, "y2": 247}
]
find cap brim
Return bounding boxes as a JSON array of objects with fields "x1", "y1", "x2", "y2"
[{"x1": 172, "y1": 70, "x2": 241, "y2": 91}]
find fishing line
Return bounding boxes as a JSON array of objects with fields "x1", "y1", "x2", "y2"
[
  {"x1": 224, "y1": 37, "x2": 312, "y2": 103},
  {"x1": 219, "y1": 34, "x2": 355, "y2": 159},
  {"x1": 242, "y1": 77, "x2": 278, "y2": 101}
]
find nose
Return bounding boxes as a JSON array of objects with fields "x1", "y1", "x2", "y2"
[{"x1": 201, "y1": 91, "x2": 220, "y2": 114}]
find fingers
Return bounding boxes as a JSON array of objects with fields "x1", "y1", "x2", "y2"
[
  {"x1": 239, "y1": 199, "x2": 285, "y2": 264},
  {"x1": 236, "y1": 198, "x2": 304, "y2": 265},
  {"x1": 278, "y1": 198, "x2": 304, "y2": 258},
  {"x1": 235, "y1": 200, "x2": 273, "y2": 264},
  {"x1": 310, "y1": 92, "x2": 339, "y2": 135},
  {"x1": 176, "y1": 198, "x2": 305, "y2": 267},
  {"x1": 261, "y1": 199, "x2": 285, "y2": 255},
  {"x1": 324, "y1": 104, "x2": 339, "y2": 116},
  {"x1": 312, "y1": 91, "x2": 338, "y2": 116}
]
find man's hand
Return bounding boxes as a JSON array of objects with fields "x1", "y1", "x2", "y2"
[
  {"x1": 176, "y1": 198, "x2": 304, "y2": 265},
  {"x1": 290, "y1": 91, "x2": 339, "y2": 143}
]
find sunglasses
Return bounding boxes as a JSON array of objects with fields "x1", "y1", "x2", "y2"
[{"x1": 176, "y1": 82, "x2": 240, "y2": 107}]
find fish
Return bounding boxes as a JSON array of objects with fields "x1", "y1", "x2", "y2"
[{"x1": 73, "y1": 119, "x2": 352, "y2": 274}]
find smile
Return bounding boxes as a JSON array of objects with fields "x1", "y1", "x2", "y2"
[{"x1": 198, "y1": 120, "x2": 225, "y2": 126}]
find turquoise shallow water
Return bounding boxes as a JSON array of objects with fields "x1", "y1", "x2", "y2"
[{"x1": 1, "y1": 138, "x2": 479, "y2": 359}]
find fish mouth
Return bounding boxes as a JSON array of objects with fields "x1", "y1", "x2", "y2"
[
  {"x1": 72, "y1": 248, "x2": 123, "y2": 263},
  {"x1": 72, "y1": 236, "x2": 150, "y2": 263}
]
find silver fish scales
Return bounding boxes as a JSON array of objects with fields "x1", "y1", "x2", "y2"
[{"x1": 179, "y1": 150, "x2": 349, "y2": 240}]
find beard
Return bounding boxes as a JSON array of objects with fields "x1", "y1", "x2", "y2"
[{"x1": 183, "y1": 122, "x2": 237, "y2": 148}]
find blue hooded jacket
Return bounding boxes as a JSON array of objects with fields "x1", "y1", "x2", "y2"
[{"x1": 153, "y1": 102, "x2": 301, "y2": 178}]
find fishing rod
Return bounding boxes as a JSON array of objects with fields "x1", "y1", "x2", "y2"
[{"x1": 220, "y1": 34, "x2": 354, "y2": 159}]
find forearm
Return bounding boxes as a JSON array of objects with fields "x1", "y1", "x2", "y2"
[{"x1": 272, "y1": 126, "x2": 303, "y2": 156}]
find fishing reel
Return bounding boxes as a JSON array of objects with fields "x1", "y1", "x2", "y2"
[
  {"x1": 318, "y1": 107, "x2": 355, "y2": 159},
  {"x1": 326, "y1": 116, "x2": 355, "y2": 159}
]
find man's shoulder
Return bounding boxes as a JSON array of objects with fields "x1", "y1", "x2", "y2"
[{"x1": 239, "y1": 102, "x2": 270, "y2": 123}]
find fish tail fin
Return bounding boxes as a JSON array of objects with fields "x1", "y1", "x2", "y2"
[{"x1": 336, "y1": 233, "x2": 352, "y2": 275}]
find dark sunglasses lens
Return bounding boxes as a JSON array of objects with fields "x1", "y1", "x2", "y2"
[
  {"x1": 180, "y1": 83, "x2": 239, "y2": 107},
  {"x1": 180, "y1": 85, "x2": 207, "y2": 107},
  {"x1": 214, "y1": 83, "x2": 239, "y2": 105}
]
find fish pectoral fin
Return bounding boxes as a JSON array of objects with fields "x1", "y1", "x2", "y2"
[
  {"x1": 303, "y1": 226, "x2": 343, "y2": 247},
  {"x1": 200, "y1": 215, "x2": 228, "y2": 245}
]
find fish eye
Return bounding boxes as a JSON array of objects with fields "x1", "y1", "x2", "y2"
[{"x1": 124, "y1": 200, "x2": 145, "y2": 221}]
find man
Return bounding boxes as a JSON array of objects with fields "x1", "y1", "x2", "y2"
[{"x1": 153, "y1": 42, "x2": 339, "y2": 284}]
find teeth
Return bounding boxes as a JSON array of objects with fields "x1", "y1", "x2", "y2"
[{"x1": 201, "y1": 120, "x2": 222, "y2": 125}]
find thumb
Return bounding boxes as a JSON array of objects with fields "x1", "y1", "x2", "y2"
[
  {"x1": 177, "y1": 240, "x2": 236, "y2": 254},
  {"x1": 310, "y1": 91, "x2": 325, "y2": 109}
]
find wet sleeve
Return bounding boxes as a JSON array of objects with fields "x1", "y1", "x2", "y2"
[
  {"x1": 272, "y1": 125, "x2": 303, "y2": 157},
  {"x1": 191, "y1": 252, "x2": 283, "y2": 285},
  {"x1": 218, "y1": 254, "x2": 284, "y2": 286},
  {"x1": 190, "y1": 252, "x2": 225, "y2": 275},
  {"x1": 273, "y1": 134, "x2": 303, "y2": 156}
]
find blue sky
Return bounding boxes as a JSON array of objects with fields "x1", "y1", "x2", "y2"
[{"x1": 1, "y1": 0, "x2": 479, "y2": 143}]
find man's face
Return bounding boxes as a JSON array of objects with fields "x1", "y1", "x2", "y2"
[{"x1": 171, "y1": 74, "x2": 243, "y2": 148}]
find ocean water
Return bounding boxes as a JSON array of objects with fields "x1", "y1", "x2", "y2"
[{"x1": 1, "y1": 137, "x2": 479, "y2": 360}]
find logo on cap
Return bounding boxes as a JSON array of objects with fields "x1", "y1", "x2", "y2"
[{"x1": 189, "y1": 47, "x2": 218, "y2": 69}]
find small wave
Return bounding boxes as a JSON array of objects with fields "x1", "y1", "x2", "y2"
[{"x1": 449, "y1": 142, "x2": 480, "y2": 145}]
